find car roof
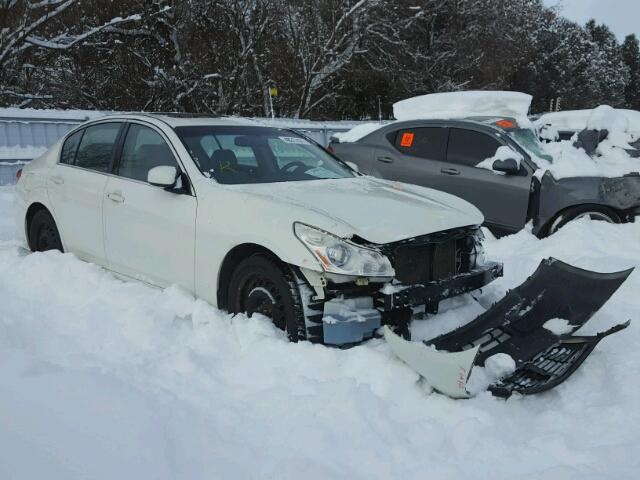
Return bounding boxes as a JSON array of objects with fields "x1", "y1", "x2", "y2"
[{"x1": 85, "y1": 112, "x2": 260, "y2": 128}]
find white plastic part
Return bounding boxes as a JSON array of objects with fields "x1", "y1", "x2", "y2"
[
  {"x1": 384, "y1": 326, "x2": 479, "y2": 399},
  {"x1": 147, "y1": 166, "x2": 177, "y2": 187}
]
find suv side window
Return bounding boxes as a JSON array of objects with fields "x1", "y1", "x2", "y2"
[
  {"x1": 60, "y1": 130, "x2": 84, "y2": 165},
  {"x1": 118, "y1": 124, "x2": 178, "y2": 182},
  {"x1": 447, "y1": 128, "x2": 502, "y2": 167},
  {"x1": 391, "y1": 127, "x2": 448, "y2": 161},
  {"x1": 74, "y1": 123, "x2": 122, "y2": 172}
]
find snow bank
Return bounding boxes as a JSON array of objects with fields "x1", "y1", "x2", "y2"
[
  {"x1": 476, "y1": 145, "x2": 523, "y2": 174},
  {"x1": 1, "y1": 187, "x2": 639, "y2": 478},
  {"x1": 332, "y1": 122, "x2": 383, "y2": 143},
  {"x1": 393, "y1": 91, "x2": 532, "y2": 121}
]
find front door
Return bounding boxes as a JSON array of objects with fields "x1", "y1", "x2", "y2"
[{"x1": 102, "y1": 123, "x2": 197, "y2": 290}]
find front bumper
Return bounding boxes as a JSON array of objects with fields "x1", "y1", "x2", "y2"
[
  {"x1": 377, "y1": 261, "x2": 503, "y2": 311},
  {"x1": 320, "y1": 261, "x2": 503, "y2": 346}
]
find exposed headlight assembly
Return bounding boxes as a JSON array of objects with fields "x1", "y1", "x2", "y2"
[{"x1": 294, "y1": 223, "x2": 394, "y2": 277}]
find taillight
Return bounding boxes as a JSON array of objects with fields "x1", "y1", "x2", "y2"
[
  {"x1": 16, "y1": 168, "x2": 22, "y2": 180},
  {"x1": 327, "y1": 145, "x2": 334, "y2": 153}
]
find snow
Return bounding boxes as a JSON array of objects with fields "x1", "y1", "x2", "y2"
[
  {"x1": 543, "y1": 318, "x2": 574, "y2": 336},
  {"x1": 466, "y1": 353, "x2": 517, "y2": 396},
  {"x1": 1, "y1": 186, "x2": 640, "y2": 478},
  {"x1": 332, "y1": 122, "x2": 384, "y2": 142},
  {"x1": 536, "y1": 108, "x2": 640, "y2": 135},
  {"x1": 476, "y1": 145, "x2": 524, "y2": 174},
  {"x1": 534, "y1": 107, "x2": 640, "y2": 179},
  {"x1": 393, "y1": 91, "x2": 532, "y2": 121}
]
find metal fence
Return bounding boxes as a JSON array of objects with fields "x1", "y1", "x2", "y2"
[{"x1": 0, "y1": 110, "x2": 363, "y2": 185}]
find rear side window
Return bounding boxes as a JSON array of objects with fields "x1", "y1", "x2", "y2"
[
  {"x1": 74, "y1": 123, "x2": 121, "y2": 172},
  {"x1": 118, "y1": 124, "x2": 177, "y2": 182},
  {"x1": 391, "y1": 127, "x2": 447, "y2": 161},
  {"x1": 447, "y1": 128, "x2": 502, "y2": 167},
  {"x1": 60, "y1": 130, "x2": 83, "y2": 165}
]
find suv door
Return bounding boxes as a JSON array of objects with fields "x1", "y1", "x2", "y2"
[
  {"x1": 102, "y1": 122, "x2": 197, "y2": 289},
  {"x1": 442, "y1": 128, "x2": 532, "y2": 231},
  {"x1": 47, "y1": 122, "x2": 123, "y2": 263}
]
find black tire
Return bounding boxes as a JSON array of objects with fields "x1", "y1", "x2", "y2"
[
  {"x1": 28, "y1": 209, "x2": 63, "y2": 252},
  {"x1": 227, "y1": 254, "x2": 307, "y2": 342},
  {"x1": 548, "y1": 205, "x2": 621, "y2": 235}
]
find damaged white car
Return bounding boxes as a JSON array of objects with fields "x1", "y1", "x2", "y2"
[
  {"x1": 15, "y1": 114, "x2": 500, "y2": 344},
  {"x1": 15, "y1": 114, "x2": 631, "y2": 398}
]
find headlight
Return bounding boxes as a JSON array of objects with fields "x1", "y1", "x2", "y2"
[
  {"x1": 470, "y1": 228, "x2": 486, "y2": 268},
  {"x1": 294, "y1": 223, "x2": 395, "y2": 277}
]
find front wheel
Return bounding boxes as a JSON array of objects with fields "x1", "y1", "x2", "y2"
[
  {"x1": 227, "y1": 254, "x2": 307, "y2": 341},
  {"x1": 28, "y1": 209, "x2": 64, "y2": 252},
  {"x1": 548, "y1": 205, "x2": 620, "y2": 235}
]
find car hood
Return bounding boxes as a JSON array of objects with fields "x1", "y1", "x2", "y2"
[{"x1": 225, "y1": 177, "x2": 483, "y2": 244}]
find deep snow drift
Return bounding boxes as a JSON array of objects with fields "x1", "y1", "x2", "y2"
[{"x1": 0, "y1": 186, "x2": 639, "y2": 479}]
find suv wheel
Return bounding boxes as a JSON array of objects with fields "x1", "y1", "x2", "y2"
[
  {"x1": 548, "y1": 205, "x2": 620, "y2": 235},
  {"x1": 29, "y1": 209, "x2": 63, "y2": 252},
  {"x1": 227, "y1": 254, "x2": 307, "y2": 342}
]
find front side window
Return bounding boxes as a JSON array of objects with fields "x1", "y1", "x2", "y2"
[
  {"x1": 118, "y1": 124, "x2": 177, "y2": 182},
  {"x1": 175, "y1": 126, "x2": 354, "y2": 184},
  {"x1": 447, "y1": 128, "x2": 502, "y2": 167},
  {"x1": 391, "y1": 127, "x2": 448, "y2": 161},
  {"x1": 60, "y1": 130, "x2": 84, "y2": 165},
  {"x1": 74, "y1": 123, "x2": 122, "y2": 172}
]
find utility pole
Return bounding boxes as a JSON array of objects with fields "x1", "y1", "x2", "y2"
[
  {"x1": 268, "y1": 85, "x2": 278, "y2": 119},
  {"x1": 377, "y1": 95, "x2": 382, "y2": 122}
]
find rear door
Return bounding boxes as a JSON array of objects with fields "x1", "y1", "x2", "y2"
[
  {"x1": 47, "y1": 122, "x2": 123, "y2": 263},
  {"x1": 373, "y1": 126, "x2": 449, "y2": 184},
  {"x1": 102, "y1": 122, "x2": 197, "y2": 290}
]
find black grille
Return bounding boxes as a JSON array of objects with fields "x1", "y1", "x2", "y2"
[{"x1": 391, "y1": 238, "x2": 460, "y2": 284}]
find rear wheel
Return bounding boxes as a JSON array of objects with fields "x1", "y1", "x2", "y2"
[
  {"x1": 227, "y1": 254, "x2": 307, "y2": 341},
  {"x1": 28, "y1": 209, "x2": 63, "y2": 252},
  {"x1": 548, "y1": 205, "x2": 620, "y2": 235}
]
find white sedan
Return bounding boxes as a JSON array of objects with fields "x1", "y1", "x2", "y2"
[{"x1": 15, "y1": 114, "x2": 502, "y2": 345}]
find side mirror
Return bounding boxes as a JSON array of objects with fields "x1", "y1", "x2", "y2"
[
  {"x1": 345, "y1": 161, "x2": 359, "y2": 172},
  {"x1": 492, "y1": 158, "x2": 520, "y2": 175},
  {"x1": 148, "y1": 165, "x2": 177, "y2": 187}
]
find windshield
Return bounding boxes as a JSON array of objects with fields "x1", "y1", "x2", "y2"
[
  {"x1": 507, "y1": 128, "x2": 553, "y2": 163},
  {"x1": 174, "y1": 126, "x2": 355, "y2": 184}
]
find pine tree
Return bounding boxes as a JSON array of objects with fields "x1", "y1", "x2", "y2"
[{"x1": 622, "y1": 34, "x2": 640, "y2": 109}]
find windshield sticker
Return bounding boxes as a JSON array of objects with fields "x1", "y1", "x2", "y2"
[{"x1": 279, "y1": 136, "x2": 311, "y2": 145}]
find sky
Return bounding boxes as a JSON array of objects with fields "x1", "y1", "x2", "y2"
[{"x1": 544, "y1": 0, "x2": 639, "y2": 41}]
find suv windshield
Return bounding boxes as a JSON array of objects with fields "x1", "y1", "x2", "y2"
[
  {"x1": 507, "y1": 128, "x2": 553, "y2": 163},
  {"x1": 175, "y1": 126, "x2": 354, "y2": 184}
]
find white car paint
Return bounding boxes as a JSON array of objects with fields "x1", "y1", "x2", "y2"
[{"x1": 15, "y1": 114, "x2": 484, "y2": 308}]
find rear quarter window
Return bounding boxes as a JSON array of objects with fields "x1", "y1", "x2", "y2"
[
  {"x1": 390, "y1": 127, "x2": 448, "y2": 161},
  {"x1": 60, "y1": 130, "x2": 84, "y2": 165}
]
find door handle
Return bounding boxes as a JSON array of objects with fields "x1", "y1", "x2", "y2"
[
  {"x1": 440, "y1": 168, "x2": 460, "y2": 175},
  {"x1": 377, "y1": 156, "x2": 394, "y2": 164},
  {"x1": 106, "y1": 191, "x2": 125, "y2": 203},
  {"x1": 50, "y1": 176, "x2": 64, "y2": 185}
]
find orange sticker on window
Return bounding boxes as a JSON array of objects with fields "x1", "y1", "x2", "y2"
[{"x1": 400, "y1": 132, "x2": 415, "y2": 147}]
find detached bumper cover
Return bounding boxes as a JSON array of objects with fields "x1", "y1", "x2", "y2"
[{"x1": 386, "y1": 258, "x2": 633, "y2": 398}]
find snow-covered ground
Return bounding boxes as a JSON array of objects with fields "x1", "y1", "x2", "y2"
[{"x1": 0, "y1": 185, "x2": 638, "y2": 479}]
